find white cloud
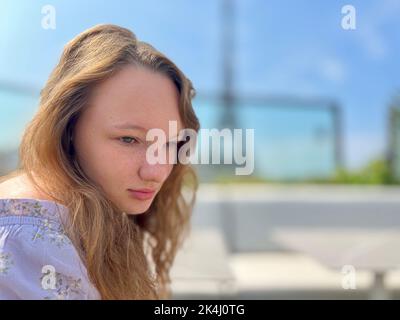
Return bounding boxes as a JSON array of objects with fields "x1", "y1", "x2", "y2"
[
  {"x1": 319, "y1": 58, "x2": 346, "y2": 84},
  {"x1": 357, "y1": 0, "x2": 400, "y2": 60}
]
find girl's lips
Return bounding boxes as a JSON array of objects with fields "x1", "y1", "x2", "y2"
[{"x1": 127, "y1": 189, "x2": 155, "y2": 200}]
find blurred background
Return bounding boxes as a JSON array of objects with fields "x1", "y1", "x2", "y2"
[{"x1": 1, "y1": 0, "x2": 400, "y2": 299}]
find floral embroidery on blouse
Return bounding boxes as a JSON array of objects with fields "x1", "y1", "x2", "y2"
[
  {"x1": 0, "y1": 198, "x2": 67, "y2": 222},
  {"x1": 0, "y1": 252, "x2": 13, "y2": 275},
  {"x1": 0, "y1": 198, "x2": 101, "y2": 299},
  {"x1": 32, "y1": 218, "x2": 72, "y2": 248},
  {"x1": 0, "y1": 199, "x2": 72, "y2": 248},
  {"x1": 40, "y1": 271, "x2": 84, "y2": 300}
]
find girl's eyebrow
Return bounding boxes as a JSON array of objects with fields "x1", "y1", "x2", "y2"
[
  {"x1": 112, "y1": 123, "x2": 147, "y2": 131},
  {"x1": 113, "y1": 123, "x2": 185, "y2": 143}
]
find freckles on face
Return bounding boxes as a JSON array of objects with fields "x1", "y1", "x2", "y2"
[{"x1": 72, "y1": 65, "x2": 183, "y2": 215}]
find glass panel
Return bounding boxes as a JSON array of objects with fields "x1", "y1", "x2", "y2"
[
  {"x1": 192, "y1": 96, "x2": 337, "y2": 182},
  {"x1": 0, "y1": 87, "x2": 39, "y2": 173}
]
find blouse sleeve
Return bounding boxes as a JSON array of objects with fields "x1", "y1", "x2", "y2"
[{"x1": 0, "y1": 221, "x2": 100, "y2": 300}]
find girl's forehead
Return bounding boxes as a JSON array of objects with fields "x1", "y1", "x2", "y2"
[
  {"x1": 81, "y1": 66, "x2": 183, "y2": 130},
  {"x1": 90, "y1": 65, "x2": 179, "y2": 105}
]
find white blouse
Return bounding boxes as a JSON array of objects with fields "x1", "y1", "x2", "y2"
[{"x1": 0, "y1": 198, "x2": 101, "y2": 299}]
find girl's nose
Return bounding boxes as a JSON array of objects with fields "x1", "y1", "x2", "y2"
[{"x1": 138, "y1": 157, "x2": 172, "y2": 184}]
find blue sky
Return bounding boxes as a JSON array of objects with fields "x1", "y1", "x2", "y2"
[{"x1": 0, "y1": 0, "x2": 399, "y2": 170}]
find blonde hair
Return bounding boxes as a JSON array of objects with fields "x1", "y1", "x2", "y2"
[{"x1": 2, "y1": 24, "x2": 200, "y2": 299}]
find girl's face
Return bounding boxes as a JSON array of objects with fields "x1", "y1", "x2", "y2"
[{"x1": 73, "y1": 65, "x2": 183, "y2": 214}]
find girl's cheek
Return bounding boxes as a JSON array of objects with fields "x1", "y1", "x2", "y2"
[{"x1": 163, "y1": 164, "x2": 174, "y2": 181}]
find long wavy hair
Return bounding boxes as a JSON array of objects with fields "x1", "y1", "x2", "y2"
[{"x1": 1, "y1": 24, "x2": 200, "y2": 299}]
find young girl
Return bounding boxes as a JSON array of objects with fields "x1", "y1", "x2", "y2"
[{"x1": 0, "y1": 24, "x2": 200, "y2": 299}]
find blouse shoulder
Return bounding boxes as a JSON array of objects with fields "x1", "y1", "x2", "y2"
[{"x1": 0, "y1": 198, "x2": 101, "y2": 300}]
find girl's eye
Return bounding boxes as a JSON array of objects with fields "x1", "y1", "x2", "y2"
[{"x1": 120, "y1": 136, "x2": 138, "y2": 145}]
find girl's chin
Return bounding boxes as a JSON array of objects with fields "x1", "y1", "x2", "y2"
[{"x1": 121, "y1": 204, "x2": 151, "y2": 215}]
